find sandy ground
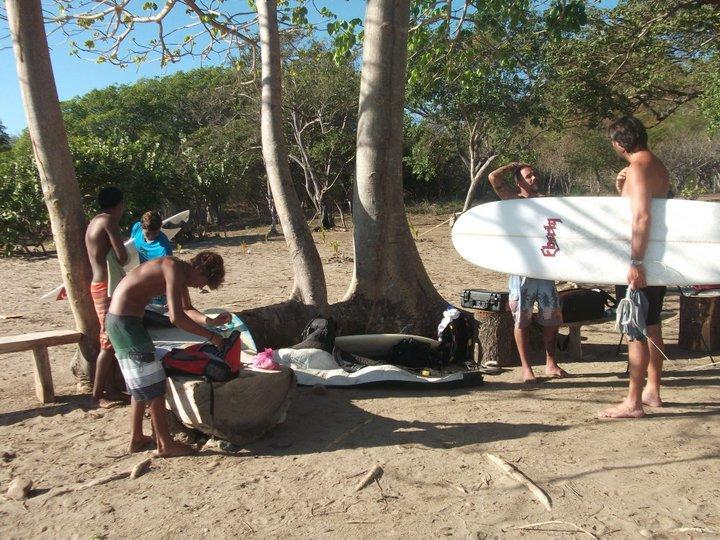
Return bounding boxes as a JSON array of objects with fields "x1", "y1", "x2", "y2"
[{"x1": 1, "y1": 212, "x2": 719, "y2": 539}]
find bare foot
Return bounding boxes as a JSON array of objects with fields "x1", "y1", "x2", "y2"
[
  {"x1": 92, "y1": 397, "x2": 124, "y2": 409},
  {"x1": 155, "y1": 441, "x2": 196, "y2": 458},
  {"x1": 642, "y1": 389, "x2": 663, "y2": 407},
  {"x1": 105, "y1": 391, "x2": 131, "y2": 404},
  {"x1": 129, "y1": 435, "x2": 155, "y2": 453},
  {"x1": 598, "y1": 401, "x2": 645, "y2": 419},
  {"x1": 521, "y1": 368, "x2": 537, "y2": 384},
  {"x1": 545, "y1": 365, "x2": 569, "y2": 378}
]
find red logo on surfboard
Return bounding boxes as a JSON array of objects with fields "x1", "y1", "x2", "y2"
[{"x1": 541, "y1": 218, "x2": 562, "y2": 257}]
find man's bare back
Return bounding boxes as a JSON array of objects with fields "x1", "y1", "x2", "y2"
[
  {"x1": 618, "y1": 150, "x2": 670, "y2": 199},
  {"x1": 110, "y1": 257, "x2": 189, "y2": 318},
  {"x1": 85, "y1": 213, "x2": 127, "y2": 283}
]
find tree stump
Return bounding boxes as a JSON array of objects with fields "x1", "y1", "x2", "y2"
[
  {"x1": 473, "y1": 311, "x2": 520, "y2": 366},
  {"x1": 678, "y1": 294, "x2": 720, "y2": 352}
]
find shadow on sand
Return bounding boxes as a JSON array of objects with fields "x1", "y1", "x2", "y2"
[
  {"x1": 246, "y1": 386, "x2": 569, "y2": 457},
  {"x1": 0, "y1": 394, "x2": 90, "y2": 427}
]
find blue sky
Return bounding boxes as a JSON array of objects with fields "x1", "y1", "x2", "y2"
[
  {"x1": 1, "y1": 1, "x2": 616, "y2": 136},
  {"x1": 0, "y1": 1, "x2": 364, "y2": 136}
]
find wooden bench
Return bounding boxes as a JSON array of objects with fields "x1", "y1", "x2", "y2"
[
  {"x1": 0, "y1": 330, "x2": 83, "y2": 403},
  {"x1": 558, "y1": 317, "x2": 614, "y2": 360}
]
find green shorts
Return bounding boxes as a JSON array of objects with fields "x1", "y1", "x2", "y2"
[{"x1": 105, "y1": 313, "x2": 166, "y2": 402}]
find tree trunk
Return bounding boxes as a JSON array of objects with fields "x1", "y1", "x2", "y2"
[
  {"x1": 473, "y1": 311, "x2": 520, "y2": 367},
  {"x1": 265, "y1": 178, "x2": 279, "y2": 237},
  {"x1": 7, "y1": 0, "x2": 100, "y2": 382},
  {"x1": 238, "y1": 301, "x2": 318, "y2": 349},
  {"x1": 319, "y1": 196, "x2": 335, "y2": 230},
  {"x1": 257, "y1": 1, "x2": 327, "y2": 307},
  {"x1": 462, "y1": 154, "x2": 498, "y2": 212},
  {"x1": 343, "y1": 0, "x2": 446, "y2": 336}
]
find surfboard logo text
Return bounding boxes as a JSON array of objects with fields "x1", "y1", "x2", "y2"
[{"x1": 541, "y1": 218, "x2": 562, "y2": 257}]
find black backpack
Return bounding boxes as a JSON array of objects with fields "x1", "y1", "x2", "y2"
[
  {"x1": 292, "y1": 317, "x2": 337, "y2": 352},
  {"x1": 559, "y1": 288, "x2": 617, "y2": 323},
  {"x1": 438, "y1": 312, "x2": 474, "y2": 365},
  {"x1": 387, "y1": 338, "x2": 442, "y2": 369}
]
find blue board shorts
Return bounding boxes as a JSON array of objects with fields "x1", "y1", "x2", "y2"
[{"x1": 508, "y1": 276, "x2": 562, "y2": 329}]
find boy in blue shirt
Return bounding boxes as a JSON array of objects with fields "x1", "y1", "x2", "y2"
[
  {"x1": 131, "y1": 211, "x2": 173, "y2": 305},
  {"x1": 130, "y1": 211, "x2": 173, "y2": 263}
]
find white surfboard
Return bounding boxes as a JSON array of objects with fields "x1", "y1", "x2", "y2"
[
  {"x1": 149, "y1": 309, "x2": 258, "y2": 364},
  {"x1": 452, "y1": 197, "x2": 720, "y2": 286},
  {"x1": 41, "y1": 209, "x2": 190, "y2": 300},
  {"x1": 334, "y1": 334, "x2": 440, "y2": 357}
]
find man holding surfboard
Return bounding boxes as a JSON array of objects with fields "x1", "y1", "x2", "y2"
[
  {"x1": 599, "y1": 116, "x2": 670, "y2": 419},
  {"x1": 488, "y1": 162, "x2": 568, "y2": 383},
  {"x1": 86, "y1": 186, "x2": 130, "y2": 409}
]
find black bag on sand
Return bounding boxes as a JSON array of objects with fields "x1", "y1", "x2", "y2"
[
  {"x1": 438, "y1": 312, "x2": 473, "y2": 364},
  {"x1": 292, "y1": 317, "x2": 337, "y2": 353},
  {"x1": 387, "y1": 338, "x2": 444, "y2": 370},
  {"x1": 559, "y1": 288, "x2": 617, "y2": 323}
]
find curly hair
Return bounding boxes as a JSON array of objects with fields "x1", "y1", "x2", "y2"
[
  {"x1": 189, "y1": 251, "x2": 225, "y2": 290},
  {"x1": 141, "y1": 210, "x2": 162, "y2": 232}
]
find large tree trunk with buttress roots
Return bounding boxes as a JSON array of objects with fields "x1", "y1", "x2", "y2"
[
  {"x1": 257, "y1": 0, "x2": 327, "y2": 307},
  {"x1": 7, "y1": 0, "x2": 100, "y2": 383},
  {"x1": 237, "y1": 1, "x2": 452, "y2": 345},
  {"x1": 342, "y1": 0, "x2": 446, "y2": 336}
]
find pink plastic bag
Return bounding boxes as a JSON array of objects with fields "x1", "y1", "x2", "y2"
[{"x1": 253, "y1": 348, "x2": 281, "y2": 371}]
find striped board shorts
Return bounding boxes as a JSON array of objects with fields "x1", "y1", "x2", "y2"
[{"x1": 105, "y1": 313, "x2": 166, "y2": 402}]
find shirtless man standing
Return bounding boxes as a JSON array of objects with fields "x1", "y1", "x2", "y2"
[
  {"x1": 105, "y1": 252, "x2": 230, "y2": 456},
  {"x1": 488, "y1": 162, "x2": 567, "y2": 383},
  {"x1": 86, "y1": 187, "x2": 129, "y2": 408},
  {"x1": 599, "y1": 116, "x2": 670, "y2": 419}
]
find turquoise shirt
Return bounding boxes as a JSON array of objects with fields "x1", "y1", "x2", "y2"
[{"x1": 130, "y1": 221, "x2": 173, "y2": 263}]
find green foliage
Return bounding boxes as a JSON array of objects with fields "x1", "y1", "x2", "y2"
[
  {"x1": 534, "y1": 128, "x2": 622, "y2": 195},
  {"x1": 403, "y1": 118, "x2": 466, "y2": 199},
  {"x1": 58, "y1": 65, "x2": 267, "y2": 226},
  {"x1": 61, "y1": 68, "x2": 240, "y2": 144},
  {"x1": 283, "y1": 43, "x2": 359, "y2": 218},
  {"x1": 544, "y1": 0, "x2": 588, "y2": 38},
  {"x1": 699, "y1": 57, "x2": 720, "y2": 136},
  {"x1": 326, "y1": 17, "x2": 363, "y2": 63},
  {"x1": 404, "y1": 1, "x2": 579, "y2": 200},
  {"x1": 0, "y1": 150, "x2": 49, "y2": 254},
  {"x1": 0, "y1": 121, "x2": 11, "y2": 151},
  {"x1": 176, "y1": 119, "x2": 265, "y2": 223},
  {"x1": 540, "y1": 0, "x2": 720, "y2": 127},
  {"x1": 69, "y1": 133, "x2": 176, "y2": 222}
]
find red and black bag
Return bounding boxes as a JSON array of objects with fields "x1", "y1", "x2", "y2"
[{"x1": 162, "y1": 330, "x2": 242, "y2": 382}]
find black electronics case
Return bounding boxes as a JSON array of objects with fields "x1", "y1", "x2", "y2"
[{"x1": 460, "y1": 289, "x2": 509, "y2": 312}]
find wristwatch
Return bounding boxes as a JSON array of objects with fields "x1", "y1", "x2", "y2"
[{"x1": 630, "y1": 259, "x2": 644, "y2": 267}]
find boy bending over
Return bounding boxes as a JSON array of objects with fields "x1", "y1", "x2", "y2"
[{"x1": 106, "y1": 251, "x2": 230, "y2": 456}]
